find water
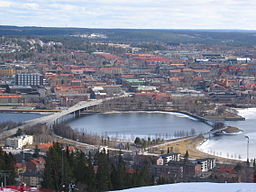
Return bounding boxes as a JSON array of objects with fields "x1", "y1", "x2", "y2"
[
  {"x1": 0, "y1": 112, "x2": 46, "y2": 123},
  {"x1": 2, "y1": 110, "x2": 256, "y2": 161},
  {"x1": 69, "y1": 110, "x2": 256, "y2": 161},
  {"x1": 68, "y1": 111, "x2": 211, "y2": 141},
  {"x1": 198, "y1": 108, "x2": 256, "y2": 161}
]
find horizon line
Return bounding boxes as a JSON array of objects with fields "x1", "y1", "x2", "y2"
[{"x1": 0, "y1": 25, "x2": 256, "y2": 32}]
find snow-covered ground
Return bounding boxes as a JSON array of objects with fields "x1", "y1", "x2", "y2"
[
  {"x1": 109, "y1": 183, "x2": 256, "y2": 192},
  {"x1": 236, "y1": 108, "x2": 256, "y2": 119}
]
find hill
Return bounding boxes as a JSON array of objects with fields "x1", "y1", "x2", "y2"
[
  {"x1": 109, "y1": 182, "x2": 256, "y2": 192},
  {"x1": 1, "y1": 25, "x2": 256, "y2": 45}
]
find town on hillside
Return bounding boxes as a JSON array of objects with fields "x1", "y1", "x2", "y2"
[{"x1": 0, "y1": 29, "x2": 256, "y2": 191}]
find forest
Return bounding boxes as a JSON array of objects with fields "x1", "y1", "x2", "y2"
[
  {"x1": 42, "y1": 143, "x2": 154, "y2": 192},
  {"x1": 1, "y1": 25, "x2": 256, "y2": 45}
]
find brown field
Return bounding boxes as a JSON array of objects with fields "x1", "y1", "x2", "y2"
[{"x1": 149, "y1": 135, "x2": 242, "y2": 164}]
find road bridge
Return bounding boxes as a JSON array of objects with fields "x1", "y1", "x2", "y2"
[{"x1": 0, "y1": 94, "x2": 129, "y2": 139}]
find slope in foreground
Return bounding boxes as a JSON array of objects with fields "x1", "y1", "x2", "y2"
[{"x1": 109, "y1": 183, "x2": 256, "y2": 192}]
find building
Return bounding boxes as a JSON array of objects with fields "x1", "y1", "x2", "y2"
[
  {"x1": 8, "y1": 85, "x2": 33, "y2": 94},
  {"x1": 157, "y1": 153, "x2": 181, "y2": 165},
  {"x1": 0, "y1": 95, "x2": 24, "y2": 104},
  {"x1": 15, "y1": 73, "x2": 43, "y2": 86},
  {"x1": 99, "y1": 146, "x2": 108, "y2": 154},
  {"x1": 22, "y1": 172, "x2": 43, "y2": 188},
  {"x1": 26, "y1": 157, "x2": 46, "y2": 173},
  {"x1": 183, "y1": 162, "x2": 202, "y2": 178},
  {"x1": 15, "y1": 162, "x2": 26, "y2": 176},
  {"x1": 151, "y1": 164, "x2": 183, "y2": 182},
  {"x1": 196, "y1": 158, "x2": 216, "y2": 172},
  {"x1": 0, "y1": 66, "x2": 25, "y2": 78},
  {"x1": 5, "y1": 135, "x2": 33, "y2": 149}
]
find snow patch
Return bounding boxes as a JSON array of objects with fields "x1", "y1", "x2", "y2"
[
  {"x1": 236, "y1": 108, "x2": 256, "y2": 119},
  {"x1": 108, "y1": 183, "x2": 256, "y2": 192},
  {"x1": 104, "y1": 111, "x2": 199, "y2": 121}
]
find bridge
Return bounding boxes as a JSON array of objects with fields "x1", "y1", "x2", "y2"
[{"x1": 0, "y1": 94, "x2": 129, "y2": 139}]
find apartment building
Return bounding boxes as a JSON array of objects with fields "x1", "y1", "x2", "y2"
[
  {"x1": 5, "y1": 135, "x2": 33, "y2": 149},
  {"x1": 15, "y1": 73, "x2": 43, "y2": 86}
]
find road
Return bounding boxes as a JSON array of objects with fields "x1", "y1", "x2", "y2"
[{"x1": 0, "y1": 94, "x2": 129, "y2": 140}]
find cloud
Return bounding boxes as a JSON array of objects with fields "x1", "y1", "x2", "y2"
[
  {"x1": 23, "y1": 3, "x2": 39, "y2": 9},
  {"x1": 0, "y1": 0, "x2": 14, "y2": 7},
  {"x1": 0, "y1": 0, "x2": 255, "y2": 29}
]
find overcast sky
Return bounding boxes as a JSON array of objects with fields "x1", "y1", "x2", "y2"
[{"x1": 0, "y1": 0, "x2": 255, "y2": 29}]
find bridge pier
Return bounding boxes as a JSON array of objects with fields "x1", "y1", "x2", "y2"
[
  {"x1": 47, "y1": 121, "x2": 54, "y2": 129},
  {"x1": 75, "y1": 110, "x2": 81, "y2": 118}
]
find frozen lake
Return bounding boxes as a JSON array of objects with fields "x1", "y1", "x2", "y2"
[
  {"x1": 198, "y1": 108, "x2": 256, "y2": 161},
  {"x1": 1, "y1": 109, "x2": 255, "y2": 161},
  {"x1": 68, "y1": 111, "x2": 211, "y2": 141},
  {"x1": 0, "y1": 112, "x2": 46, "y2": 123}
]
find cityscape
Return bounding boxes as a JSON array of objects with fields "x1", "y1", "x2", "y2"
[{"x1": 0, "y1": 0, "x2": 256, "y2": 192}]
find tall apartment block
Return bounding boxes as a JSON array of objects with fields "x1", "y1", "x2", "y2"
[{"x1": 15, "y1": 72, "x2": 43, "y2": 86}]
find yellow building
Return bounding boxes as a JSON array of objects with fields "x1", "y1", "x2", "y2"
[{"x1": 0, "y1": 67, "x2": 26, "y2": 78}]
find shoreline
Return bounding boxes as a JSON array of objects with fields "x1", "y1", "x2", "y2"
[
  {"x1": 0, "y1": 108, "x2": 60, "y2": 112},
  {"x1": 150, "y1": 135, "x2": 243, "y2": 163},
  {"x1": 76, "y1": 110, "x2": 248, "y2": 162},
  {"x1": 0, "y1": 108, "x2": 248, "y2": 162},
  {"x1": 196, "y1": 137, "x2": 245, "y2": 162},
  {"x1": 0, "y1": 107, "x2": 245, "y2": 121}
]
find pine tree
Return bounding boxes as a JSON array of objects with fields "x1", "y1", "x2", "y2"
[
  {"x1": 111, "y1": 152, "x2": 126, "y2": 190},
  {"x1": 42, "y1": 143, "x2": 73, "y2": 190},
  {"x1": 133, "y1": 163, "x2": 152, "y2": 187},
  {"x1": 42, "y1": 142, "x2": 63, "y2": 190},
  {"x1": 134, "y1": 137, "x2": 141, "y2": 145},
  {"x1": 184, "y1": 150, "x2": 189, "y2": 162},
  {"x1": 15, "y1": 128, "x2": 23, "y2": 136},
  {"x1": 96, "y1": 151, "x2": 112, "y2": 191},
  {"x1": 111, "y1": 164, "x2": 118, "y2": 189},
  {"x1": 33, "y1": 145, "x2": 40, "y2": 158},
  {"x1": 86, "y1": 152, "x2": 96, "y2": 192},
  {"x1": 0, "y1": 148, "x2": 16, "y2": 185},
  {"x1": 73, "y1": 150, "x2": 87, "y2": 191}
]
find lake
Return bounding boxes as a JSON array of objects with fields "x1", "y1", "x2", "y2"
[
  {"x1": 68, "y1": 111, "x2": 211, "y2": 141},
  {"x1": 1, "y1": 110, "x2": 256, "y2": 161},
  {"x1": 0, "y1": 112, "x2": 46, "y2": 123}
]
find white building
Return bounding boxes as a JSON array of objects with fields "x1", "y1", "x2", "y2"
[
  {"x1": 5, "y1": 135, "x2": 33, "y2": 149},
  {"x1": 99, "y1": 146, "x2": 108, "y2": 154},
  {"x1": 157, "y1": 153, "x2": 181, "y2": 165},
  {"x1": 196, "y1": 158, "x2": 216, "y2": 172}
]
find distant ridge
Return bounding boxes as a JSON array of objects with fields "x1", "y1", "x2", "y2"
[
  {"x1": 1, "y1": 25, "x2": 256, "y2": 31},
  {"x1": 1, "y1": 25, "x2": 256, "y2": 45}
]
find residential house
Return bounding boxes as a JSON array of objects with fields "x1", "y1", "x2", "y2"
[
  {"x1": 26, "y1": 157, "x2": 46, "y2": 173},
  {"x1": 196, "y1": 158, "x2": 216, "y2": 172},
  {"x1": 151, "y1": 164, "x2": 183, "y2": 182},
  {"x1": 23, "y1": 172, "x2": 43, "y2": 188},
  {"x1": 157, "y1": 153, "x2": 181, "y2": 165}
]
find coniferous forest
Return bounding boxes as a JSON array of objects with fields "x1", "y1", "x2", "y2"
[
  {"x1": 0, "y1": 148, "x2": 16, "y2": 186},
  {"x1": 42, "y1": 143, "x2": 153, "y2": 192}
]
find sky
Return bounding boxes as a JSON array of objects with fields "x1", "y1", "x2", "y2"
[{"x1": 0, "y1": 0, "x2": 255, "y2": 29}]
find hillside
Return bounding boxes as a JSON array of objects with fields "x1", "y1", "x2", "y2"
[
  {"x1": 1, "y1": 25, "x2": 256, "y2": 45},
  {"x1": 109, "y1": 183, "x2": 256, "y2": 192}
]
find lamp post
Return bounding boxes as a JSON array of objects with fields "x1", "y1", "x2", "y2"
[
  {"x1": 245, "y1": 135, "x2": 249, "y2": 163},
  {"x1": 61, "y1": 148, "x2": 65, "y2": 186}
]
